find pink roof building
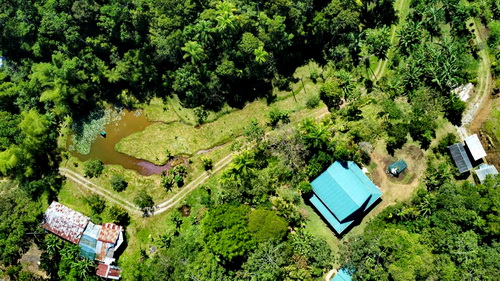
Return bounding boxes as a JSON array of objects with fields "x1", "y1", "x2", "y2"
[{"x1": 41, "y1": 201, "x2": 90, "y2": 244}]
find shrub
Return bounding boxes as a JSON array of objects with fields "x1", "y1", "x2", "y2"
[
  {"x1": 134, "y1": 189, "x2": 155, "y2": 215},
  {"x1": 306, "y1": 95, "x2": 320, "y2": 109},
  {"x1": 85, "y1": 194, "x2": 106, "y2": 215},
  {"x1": 298, "y1": 181, "x2": 313, "y2": 194},
  {"x1": 108, "y1": 205, "x2": 130, "y2": 226},
  {"x1": 202, "y1": 157, "x2": 213, "y2": 171},
  {"x1": 248, "y1": 209, "x2": 288, "y2": 242},
  {"x1": 268, "y1": 108, "x2": 290, "y2": 128},
  {"x1": 84, "y1": 159, "x2": 104, "y2": 178},
  {"x1": 111, "y1": 175, "x2": 128, "y2": 192}
]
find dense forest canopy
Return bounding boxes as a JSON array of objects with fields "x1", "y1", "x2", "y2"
[{"x1": 1, "y1": 0, "x2": 500, "y2": 280}]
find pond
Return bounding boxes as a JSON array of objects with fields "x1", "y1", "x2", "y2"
[{"x1": 68, "y1": 110, "x2": 184, "y2": 176}]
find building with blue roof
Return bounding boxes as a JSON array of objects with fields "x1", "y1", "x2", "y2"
[
  {"x1": 331, "y1": 268, "x2": 353, "y2": 281},
  {"x1": 310, "y1": 161, "x2": 382, "y2": 234}
]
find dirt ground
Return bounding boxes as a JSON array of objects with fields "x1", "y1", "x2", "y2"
[
  {"x1": 475, "y1": 96, "x2": 500, "y2": 168},
  {"x1": 19, "y1": 243, "x2": 48, "y2": 279},
  {"x1": 368, "y1": 143, "x2": 426, "y2": 215}
]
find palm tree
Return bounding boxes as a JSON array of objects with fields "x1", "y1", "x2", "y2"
[
  {"x1": 181, "y1": 41, "x2": 205, "y2": 63},
  {"x1": 254, "y1": 46, "x2": 269, "y2": 64},
  {"x1": 231, "y1": 150, "x2": 256, "y2": 177}
]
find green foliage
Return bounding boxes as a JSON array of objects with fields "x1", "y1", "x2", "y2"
[
  {"x1": 0, "y1": 188, "x2": 41, "y2": 265},
  {"x1": 134, "y1": 189, "x2": 155, "y2": 215},
  {"x1": 244, "y1": 118, "x2": 265, "y2": 143},
  {"x1": 84, "y1": 194, "x2": 106, "y2": 215},
  {"x1": 434, "y1": 133, "x2": 458, "y2": 155},
  {"x1": 110, "y1": 175, "x2": 128, "y2": 192},
  {"x1": 201, "y1": 157, "x2": 213, "y2": 171},
  {"x1": 242, "y1": 242, "x2": 290, "y2": 281},
  {"x1": 201, "y1": 204, "x2": 254, "y2": 261},
  {"x1": 305, "y1": 95, "x2": 320, "y2": 109},
  {"x1": 40, "y1": 236, "x2": 98, "y2": 281},
  {"x1": 319, "y1": 81, "x2": 343, "y2": 110},
  {"x1": 268, "y1": 108, "x2": 290, "y2": 128},
  {"x1": 248, "y1": 209, "x2": 288, "y2": 242},
  {"x1": 297, "y1": 181, "x2": 313, "y2": 194},
  {"x1": 84, "y1": 159, "x2": 104, "y2": 178},
  {"x1": 107, "y1": 205, "x2": 130, "y2": 226},
  {"x1": 340, "y1": 177, "x2": 500, "y2": 280}
]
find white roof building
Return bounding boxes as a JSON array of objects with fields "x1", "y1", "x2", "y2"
[{"x1": 464, "y1": 134, "x2": 487, "y2": 161}]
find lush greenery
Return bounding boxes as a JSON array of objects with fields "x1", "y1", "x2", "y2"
[
  {"x1": 339, "y1": 174, "x2": 500, "y2": 280},
  {"x1": 1, "y1": 0, "x2": 499, "y2": 280}
]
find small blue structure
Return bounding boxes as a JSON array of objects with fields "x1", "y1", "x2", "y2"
[
  {"x1": 78, "y1": 222, "x2": 101, "y2": 260},
  {"x1": 310, "y1": 161, "x2": 382, "y2": 234},
  {"x1": 0, "y1": 56, "x2": 5, "y2": 68},
  {"x1": 331, "y1": 268, "x2": 353, "y2": 281}
]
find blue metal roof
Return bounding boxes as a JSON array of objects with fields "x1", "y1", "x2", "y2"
[
  {"x1": 310, "y1": 161, "x2": 382, "y2": 234},
  {"x1": 331, "y1": 268, "x2": 353, "y2": 281},
  {"x1": 310, "y1": 194, "x2": 354, "y2": 234}
]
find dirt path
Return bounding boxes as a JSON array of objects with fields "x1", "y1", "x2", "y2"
[
  {"x1": 373, "y1": 0, "x2": 407, "y2": 81},
  {"x1": 457, "y1": 19, "x2": 492, "y2": 139},
  {"x1": 60, "y1": 107, "x2": 330, "y2": 216},
  {"x1": 60, "y1": 168, "x2": 141, "y2": 214}
]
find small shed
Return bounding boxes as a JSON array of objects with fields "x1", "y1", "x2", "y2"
[
  {"x1": 388, "y1": 160, "x2": 407, "y2": 176},
  {"x1": 331, "y1": 268, "x2": 353, "y2": 281},
  {"x1": 476, "y1": 164, "x2": 499, "y2": 183},
  {"x1": 464, "y1": 134, "x2": 487, "y2": 161},
  {"x1": 0, "y1": 56, "x2": 5, "y2": 68},
  {"x1": 449, "y1": 143, "x2": 473, "y2": 173}
]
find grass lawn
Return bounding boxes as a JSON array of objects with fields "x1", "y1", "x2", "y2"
[{"x1": 116, "y1": 67, "x2": 324, "y2": 165}]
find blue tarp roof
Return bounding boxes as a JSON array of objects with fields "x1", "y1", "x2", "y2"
[
  {"x1": 310, "y1": 161, "x2": 382, "y2": 234},
  {"x1": 78, "y1": 222, "x2": 100, "y2": 260},
  {"x1": 331, "y1": 268, "x2": 353, "y2": 281}
]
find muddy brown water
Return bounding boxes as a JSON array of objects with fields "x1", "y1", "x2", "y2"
[{"x1": 68, "y1": 110, "x2": 183, "y2": 176}]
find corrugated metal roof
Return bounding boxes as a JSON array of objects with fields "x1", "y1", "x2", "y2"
[
  {"x1": 388, "y1": 160, "x2": 407, "y2": 175},
  {"x1": 310, "y1": 194, "x2": 354, "y2": 234},
  {"x1": 465, "y1": 134, "x2": 487, "y2": 161},
  {"x1": 98, "y1": 223, "x2": 123, "y2": 243},
  {"x1": 79, "y1": 222, "x2": 101, "y2": 260},
  {"x1": 310, "y1": 161, "x2": 382, "y2": 234},
  {"x1": 41, "y1": 202, "x2": 89, "y2": 244},
  {"x1": 331, "y1": 268, "x2": 353, "y2": 281},
  {"x1": 96, "y1": 263, "x2": 109, "y2": 278},
  {"x1": 476, "y1": 164, "x2": 498, "y2": 183},
  {"x1": 449, "y1": 143, "x2": 473, "y2": 173}
]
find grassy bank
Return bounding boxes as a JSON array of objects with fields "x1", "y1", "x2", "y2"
[{"x1": 116, "y1": 64, "x2": 323, "y2": 165}]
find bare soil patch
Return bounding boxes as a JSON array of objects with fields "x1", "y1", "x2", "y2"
[{"x1": 19, "y1": 243, "x2": 48, "y2": 279}]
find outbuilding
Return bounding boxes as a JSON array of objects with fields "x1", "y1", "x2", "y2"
[
  {"x1": 448, "y1": 143, "x2": 473, "y2": 173},
  {"x1": 464, "y1": 134, "x2": 487, "y2": 161},
  {"x1": 475, "y1": 164, "x2": 498, "y2": 183}
]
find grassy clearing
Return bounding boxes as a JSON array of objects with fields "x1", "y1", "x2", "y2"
[
  {"x1": 116, "y1": 70, "x2": 324, "y2": 164},
  {"x1": 302, "y1": 203, "x2": 340, "y2": 256},
  {"x1": 140, "y1": 97, "x2": 180, "y2": 124},
  {"x1": 484, "y1": 109, "x2": 500, "y2": 142}
]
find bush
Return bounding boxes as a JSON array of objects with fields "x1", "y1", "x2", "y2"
[
  {"x1": 108, "y1": 205, "x2": 130, "y2": 226},
  {"x1": 298, "y1": 181, "x2": 313, "y2": 194},
  {"x1": 306, "y1": 95, "x2": 320, "y2": 109},
  {"x1": 85, "y1": 194, "x2": 106, "y2": 215},
  {"x1": 319, "y1": 81, "x2": 343, "y2": 110},
  {"x1": 268, "y1": 108, "x2": 290, "y2": 128},
  {"x1": 84, "y1": 159, "x2": 104, "y2": 178},
  {"x1": 134, "y1": 190, "x2": 155, "y2": 215},
  {"x1": 111, "y1": 175, "x2": 128, "y2": 192},
  {"x1": 202, "y1": 157, "x2": 213, "y2": 171},
  {"x1": 248, "y1": 209, "x2": 288, "y2": 242}
]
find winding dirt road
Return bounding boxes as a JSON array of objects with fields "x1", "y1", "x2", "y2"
[
  {"x1": 60, "y1": 107, "x2": 330, "y2": 217},
  {"x1": 456, "y1": 19, "x2": 492, "y2": 139}
]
